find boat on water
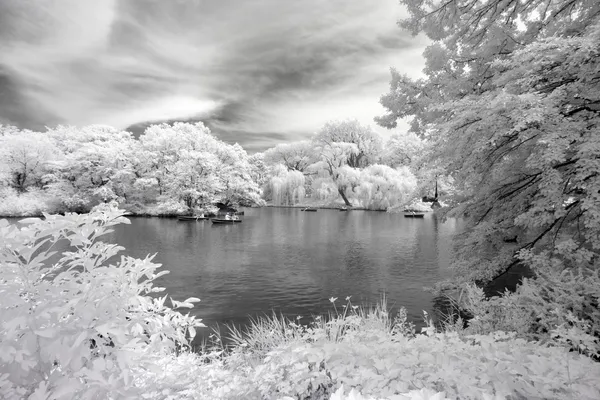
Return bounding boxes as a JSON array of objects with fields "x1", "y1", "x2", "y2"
[
  {"x1": 404, "y1": 213, "x2": 425, "y2": 218},
  {"x1": 178, "y1": 215, "x2": 209, "y2": 221},
  {"x1": 301, "y1": 207, "x2": 318, "y2": 212},
  {"x1": 339, "y1": 207, "x2": 349, "y2": 211},
  {"x1": 211, "y1": 218, "x2": 242, "y2": 224}
]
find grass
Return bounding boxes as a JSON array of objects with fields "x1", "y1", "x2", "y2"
[{"x1": 203, "y1": 295, "x2": 420, "y2": 357}]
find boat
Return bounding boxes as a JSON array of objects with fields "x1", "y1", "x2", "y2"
[
  {"x1": 211, "y1": 218, "x2": 242, "y2": 224},
  {"x1": 301, "y1": 207, "x2": 318, "y2": 212},
  {"x1": 404, "y1": 213, "x2": 425, "y2": 218},
  {"x1": 178, "y1": 215, "x2": 209, "y2": 221},
  {"x1": 339, "y1": 207, "x2": 349, "y2": 211}
]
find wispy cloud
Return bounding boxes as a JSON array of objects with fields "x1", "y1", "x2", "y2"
[{"x1": 0, "y1": 0, "x2": 426, "y2": 150}]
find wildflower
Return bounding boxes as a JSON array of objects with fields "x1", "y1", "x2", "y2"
[
  {"x1": 345, "y1": 296, "x2": 352, "y2": 301},
  {"x1": 329, "y1": 297, "x2": 338, "y2": 303},
  {"x1": 296, "y1": 315, "x2": 302, "y2": 320},
  {"x1": 315, "y1": 316, "x2": 321, "y2": 321},
  {"x1": 352, "y1": 306, "x2": 358, "y2": 310}
]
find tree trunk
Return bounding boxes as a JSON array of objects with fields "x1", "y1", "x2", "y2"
[{"x1": 338, "y1": 187, "x2": 351, "y2": 207}]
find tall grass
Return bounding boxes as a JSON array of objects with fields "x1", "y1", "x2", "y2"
[{"x1": 204, "y1": 295, "x2": 419, "y2": 359}]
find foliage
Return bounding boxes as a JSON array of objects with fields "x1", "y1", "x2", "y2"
[
  {"x1": 354, "y1": 165, "x2": 417, "y2": 210},
  {"x1": 263, "y1": 140, "x2": 317, "y2": 173},
  {"x1": 378, "y1": 0, "x2": 600, "y2": 348},
  {"x1": 133, "y1": 298, "x2": 600, "y2": 400},
  {"x1": 267, "y1": 164, "x2": 307, "y2": 206},
  {"x1": 0, "y1": 128, "x2": 61, "y2": 193},
  {"x1": 314, "y1": 120, "x2": 382, "y2": 169},
  {"x1": 0, "y1": 188, "x2": 57, "y2": 217},
  {"x1": 0, "y1": 122, "x2": 263, "y2": 216},
  {"x1": 0, "y1": 205, "x2": 204, "y2": 399},
  {"x1": 45, "y1": 125, "x2": 138, "y2": 212},
  {"x1": 380, "y1": 132, "x2": 424, "y2": 169},
  {"x1": 305, "y1": 120, "x2": 383, "y2": 207}
]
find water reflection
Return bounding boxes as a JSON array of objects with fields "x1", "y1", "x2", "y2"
[{"x1": 4, "y1": 208, "x2": 460, "y2": 346}]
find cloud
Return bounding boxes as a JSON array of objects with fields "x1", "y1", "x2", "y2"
[{"x1": 0, "y1": 0, "x2": 426, "y2": 150}]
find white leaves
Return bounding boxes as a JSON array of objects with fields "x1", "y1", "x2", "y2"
[
  {"x1": 33, "y1": 328, "x2": 57, "y2": 338},
  {"x1": 27, "y1": 381, "x2": 49, "y2": 400},
  {"x1": 183, "y1": 297, "x2": 201, "y2": 304},
  {"x1": 0, "y1": 210, "x2": 203, "y2": 399},
  {"x1": 170, "y1": 297, "x2": 199, "y2": 309}
]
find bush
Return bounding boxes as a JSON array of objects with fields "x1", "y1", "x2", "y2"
[
  {"x1": 0, "y1": 203, "x2": 204, "y2": 399},
  {"x1": 456, "y1": 268, "x2": 600, "y2": 359},
  {"x1": 0, "y1": 187, "x2": 57, "y2": 217},
  {"x1": 133, "y1": 298, "x2": 600, "y2": 400}
]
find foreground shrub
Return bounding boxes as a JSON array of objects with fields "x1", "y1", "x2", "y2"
[
  {"x1": 0, "y1": 204, "x2": 204, "y2": 399},
  {"x1": 454, "y1": 270, "x2": 600, "y2": 360},
  {"x1": 134, "y1": 299, "x2": 600, "y2": 400}
]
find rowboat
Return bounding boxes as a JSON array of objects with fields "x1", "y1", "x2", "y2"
[
  {"x1": 339, "y1": 207, "x2": 349, "y2": 211},
  {"x1": 404, "y1": 213, "x2": 425, "y2": 218},
  {"x1": 301, "y1": 207, "x2": 318, "y2": 212},
  {"x1": 178, "y1": 216, "x2": 209, "y2": 221},
  {"x1": 211, "y1": 218, "x2": 242, "y2": 224}
]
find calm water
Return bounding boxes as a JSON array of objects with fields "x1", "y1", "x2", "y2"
[{"x1": 103, "y1": 207, "x2": 459, "y2": 343}]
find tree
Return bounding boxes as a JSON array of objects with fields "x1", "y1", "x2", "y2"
[
  {"x1": 378, "y1": 0, "x2": 600, "y2": 349},
  {"x1": 262, "y1": 141, "x2": 316, "y2": 173},
  {"x1": 310, "y1": 141, "x2": 361, "y2": 206},
  {"x1": 311, "y1": 120, "x2": 383, "y2": 206},
  {"x1": 314, "y1": 120, "x2": 382, "y2": 169},
  {"x1": 354, "y1": 165, "x2": 417, "y2": 210},
  {"x1": 380, "y1": 131, "x2": 424, "y2": 169},
  {"x1": 138, "y1": 123, "x2": 263, "y2": 211},
  {"x1": 46, "y1": 125, "x2": 138, "y2": 211},
  {"x1": 248, "y1": 153, "x2": 269, "y2": 188},
  {"x1": 267, "y1": 164, "x2": 306, "y2": 206},
  {"x1": 0, "y1": 129, "x2": 61, "y2": 193}
]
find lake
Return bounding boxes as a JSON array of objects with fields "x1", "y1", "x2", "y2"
[{"x1": 102, "y1": 207, "x2": 460, "y2": 345}]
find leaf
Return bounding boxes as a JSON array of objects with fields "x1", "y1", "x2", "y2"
[
  {"x1": 183, "y1": 297, "x2": 201, "y2": 303},
  {"x1": 19, "y1": 218, "x2": 42, "y2": 225},
  {"x1": 34, "y1": 328, "x2": 57, "y2": 338}
]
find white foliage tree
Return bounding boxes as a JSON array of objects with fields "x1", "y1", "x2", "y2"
[
  {"x1": 378, "y1": 0, "x2": 600, "y2": 352},
  {"x1": 268, "y1": 164, "x2": 306, "y2": 206},
  {"x1": 354, "y1": 165, "x2": 418, "y2": 210}
]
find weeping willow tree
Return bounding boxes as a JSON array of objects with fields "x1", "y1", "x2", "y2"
[
  {"x1": 354, "y1": 165, "x2": 417, "y2": 210},
  {"x1": 268, "y1": 164, "x2": 306, "y2": 206}
]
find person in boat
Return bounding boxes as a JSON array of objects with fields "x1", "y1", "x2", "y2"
[
  {"x1": 224, "y1": 213, "x2": 231, "y2": 220},
  {"x1": 232, "y1": 214, "x2": 239, "y2": 220}
]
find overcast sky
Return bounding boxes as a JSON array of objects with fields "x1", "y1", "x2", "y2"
[{"x1": 0, "y1": 0, "x2": 427, "y2": 152}]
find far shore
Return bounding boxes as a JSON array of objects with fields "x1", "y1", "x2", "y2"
[{"x1": 0, "y1": 199, "x2": 437, "y2": 219}]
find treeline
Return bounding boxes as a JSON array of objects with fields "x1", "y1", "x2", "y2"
[
  {"x1": 0, "y1": 123, "x2": 263, "y2": 216},
  {"x1": 0, "y1": 119, "x2": 448, "y2": 216},
  {"x1": 256, "y1": 119, "x2": 449, "y2": 210}
]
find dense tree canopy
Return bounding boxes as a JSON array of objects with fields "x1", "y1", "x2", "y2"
[
  {"x1": 258, "y1": 120, "x2": 420, "y2": 210},
  {"x1": 0, "y1": 123, "x2": 263, "y2": 215},
  {"x1": 262, "y1": 141, "x2": 316, "y2": 173},
  {"x1": 378, "y1": 0, "x2": 600, "y2": 351}
]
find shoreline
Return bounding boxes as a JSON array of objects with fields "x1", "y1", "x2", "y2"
[{"x1": 0, "y1": 200, "x2": 437, "y2": 219}]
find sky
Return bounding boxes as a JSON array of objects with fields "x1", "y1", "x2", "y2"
[{"x1": 0, "y1": 0, "x2": 427, "y2": 152}]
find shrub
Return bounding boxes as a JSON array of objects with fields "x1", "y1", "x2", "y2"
[
  {"x1": 133, "y1": 298, "x2": 600, "y2": 400},
  {"x1": 0, "y1": 203, "x2": 204, "y2": 399},
  {"x1": 0, "y1": 187, "x2": 57, "y2": 217}
]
